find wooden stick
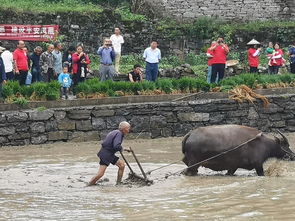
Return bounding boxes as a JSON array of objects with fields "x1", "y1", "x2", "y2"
[
  {"x1": 120, "y1": 151, "x2": 135, "y2": 175},
  {"x1": 129, "y1": 147, "x2": 148, "y2": 180}
]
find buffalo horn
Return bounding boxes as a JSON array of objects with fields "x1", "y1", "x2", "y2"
[{"x1": 276, "y1": 129, "x2": 289, "y2": 145}]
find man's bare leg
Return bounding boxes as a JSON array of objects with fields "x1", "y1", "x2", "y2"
[
  {"x1": 116, "y1": 160, "x2": 125, "y2": 185},
  {"x1": 88, "y1": 165, "x2": 107, "y2": 186}
]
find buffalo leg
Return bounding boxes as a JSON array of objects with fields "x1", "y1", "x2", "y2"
[
  {"x1": 226, "y1": 168, "x2": 237, "y2": 176},
  {"x1": 255, "y1": 165, "x2": 264, "y2": 176}
]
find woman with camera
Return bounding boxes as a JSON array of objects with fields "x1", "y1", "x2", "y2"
[
  {"x1": 72, "y1": 44, "x2": 91, "y2": 85},
  {"x1": 209, "y1": 37, "x2": 229, "y2": 83}
]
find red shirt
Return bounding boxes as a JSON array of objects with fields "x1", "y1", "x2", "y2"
[
  {"x1": 270, "y1": 49, "x2": 284, "y2": 66},
  {"x1": 206, "y1": 48, "x2": 214, "y2": 66},
  {"x1": 248, "y1": 48, "x2": 259, "y2": 67},
  {"x1": 72, "y1": 53, "x2": 91, "y2": 74},
  {"x1": 211, "y1": 44, "x2": 229, "y2": 64},
  {"x1": 13, "y1": 48, "x2": 29, "y2": 71}
]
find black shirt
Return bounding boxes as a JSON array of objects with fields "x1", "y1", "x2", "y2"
[{"x1": 128, "y1": 71, "x2": 141, "y2": 82}]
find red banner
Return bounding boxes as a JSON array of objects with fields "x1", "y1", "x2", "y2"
[{"x1": 0, "y1": 24, "x2": 59, "y2": 42}]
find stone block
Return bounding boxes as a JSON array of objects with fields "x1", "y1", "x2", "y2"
[
  {"x1": 130, "y1": 116, "x2": 150, "y2": 132},
  {"x1": 174, "y1": 123, "x2": 193, "y2": 136},
  {"x1": 8, "y1": 133, "x2": 31, "y2": 140},
  {"x1": 92, "y1": 118, "x2": 106, "y2": 130},
  {"x1": 68, "y1": 109, "x2": 91, "y2": 120},
  {"x1": 48, "y1": 131, "x2": 69, "y2": 141},
  {"x1": 106, "y1": 116, "x2": 127, "y2": 129},
  {"x1": 54, "y1": 111, "x2": 66, "y2": 120},
  {"x1": 248, "y1": 107, "x2": 259, "y2": 120},
  {"x1": 209, "y1": 114, "x2": 225, "y2": 124},
  {"x1": 92, "y1": 109, "x2": 115, "y2": 117},
  {"x1": 46, "y1": 121, "x2": 58, "y2": 132},
  {"x1": 31, "y1": 135, "x2": 48, "y2": 144},
  {"x1": 0, "y1": 113, "x2": 6, "y2": 123},
  {"x1": 0, "y1": 136, "x2": 8, "y2": 144},
  {"x1": 287, "y1": 119, "x2": 295, "y2": 126},
  {"x1": 177, "y1": 112, "x2": 209, "y2": 122},
  {"x1": 30, "y1": 122, "x2": 45, "y2": 133},
  {"x1": 76, "y1": 120, "x2": 92, "y2": 131},
  {"x1": 29, "y1": 110, "x2": 54, "y2": 121},
  {"x1": 6, "y1": 112, "x2": 28, "y2": 122},
  {"x1": 270, "y1": 121, "x2": 286, "y2": 128},
  {"x1": 0, "y1": 126, "x2": 15, "y2": 135},
  {"x1": 150, "y1": 115, "x2": 167, "y2": 128},
  {"x1": 14, "y1": 122, "x2": 29, "y2": 132},
  {"x1": 163, "y1": 112, "x2": 178, "y2": 123},
  {"x1": 58, "y1": 120, "x2": 76, "y2": 130},
  {"x1": 70, "y1": 131, "x2": 99, "y2": 142}
]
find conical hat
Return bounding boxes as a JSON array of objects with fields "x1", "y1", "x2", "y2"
[{"x1": 247, "y1": 39, "x2": 261, "y2": 45}]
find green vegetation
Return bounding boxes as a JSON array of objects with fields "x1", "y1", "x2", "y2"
[
  {"x1": 3, "y1": 80, "x2": 61, "y2": 102},
  {"x1": 0, "y1": 0, "x2": 104, "y2": 13},
  {"x1": 2, "y1": 73, "x2": 295, "y2": 104}
]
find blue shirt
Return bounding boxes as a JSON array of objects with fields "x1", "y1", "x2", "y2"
[
  {"x1": 52, "y1": 50, "x2": 63, "y2": 74},
  {"x1": 97, "y1": 47, "x2": 115, "y2": 65},
  {"x1": 58, "y1": 72, "x2": 72, "y2": 88},
  {"x1": 101, "y1": 130, "x2": 124, "y2": 153},
  {"x1": 143, "y1": 47, "x2": 161, "y2": 63},
  {"x1": 289, "y1": 47, "x2": 295, "y2": 64}
]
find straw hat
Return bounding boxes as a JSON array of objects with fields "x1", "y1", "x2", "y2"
[
  {"x1": 247, "y1": 39, "x2": 261, "y2": 45},
  {"x1": 0, "y1": 46, "x2": 5, "y2": 52}
]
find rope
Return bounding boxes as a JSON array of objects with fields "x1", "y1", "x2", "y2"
[
  {"x1": 163, "y1": 132, "x2": 263, "y2": 179},
  {"x1": 146, "y1": 160, "x2": 183, "y2": 175}
]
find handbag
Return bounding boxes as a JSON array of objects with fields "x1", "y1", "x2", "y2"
[{"x1": 25, "y1": 72, "x2": 32, "y2": 85}]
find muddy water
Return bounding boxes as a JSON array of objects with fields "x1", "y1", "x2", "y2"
[{"x1": 1, "y1": 135, "x2": 295, "y2": 221}]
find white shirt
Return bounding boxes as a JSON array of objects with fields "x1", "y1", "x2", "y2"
[
  {"x1": 1, "y1": 50, "x2": 14, "y2": 73},
  {"x1": 143, "y1": 47, "x2": 161, "y2": 63},
  {"x1": 110, "y1": 34, "x2": 124, "y2": 54}
]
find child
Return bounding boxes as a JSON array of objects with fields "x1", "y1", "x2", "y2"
[
  {"x1": 266, "y1": 42, "x2": 277, "y2": 66},
  {"x1": 58, "y1": 65, "x2": 72, "y2": 99}
]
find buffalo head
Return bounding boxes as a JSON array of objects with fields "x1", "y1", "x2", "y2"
[{"x1": 275, "y1": 130, "x2": 295, "y2": 161}]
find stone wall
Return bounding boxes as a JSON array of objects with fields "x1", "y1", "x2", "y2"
[
  {"x1": 138, "y1": 0, "x2": 295, "y2": 21},
  {"x1": 1, "y1": 92, "x2": 295, "y2": 146}
]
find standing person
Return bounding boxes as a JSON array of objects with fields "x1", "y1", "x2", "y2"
[
  {"x1": 268, "y1": 43, "x2": 284, "y2": 74},
  {"x1": 88, "y1": 121, "x2": 131, "y2": 186},
  {"x1": 210, "y1": 37, "x2": 229, "y2": 83},
  {"x1": 58, "y1": 65, "x2": 72, "y2": 100},
  {"x1": 13, "y1": 41, "x2": 29, "y2": 85},
  {"x1": 62, "y1": 46, "x2": 75, "y2": 73},
  {"x1": 52, "y1": 42, "x2": 63, "y2": 77},
  {"x1": 288, "y1": 41, "x2": 295, "y2": 74},
  {"x1": 0, "y1": 46, "x2": 7, "y2": 102},
  {"x1": 1, "y1": 45, "x2": 14, "y2": 81},
  {"x1": 97, "y1": 39, "x2": 116, "y2": 82},
  {"x1": 128, "y1": 64, "x2": 143, "y2": 82},
  {"x1": 39, "y1": 44, "x2": 55, "y2": 82},
  {"x1": 30, "y1": 46, "x2": 43, "y2": 83},
  {"x1": 247, "y1": 39, "x2": 262, "y2": 73},
  {"x1": 72, "y1": 45, "x2": 91, "y2": 85},
  {"x1": 206, "y1": 41, "x2": 216, "y2": 83},
  {"x1": 143, "y1": 41, "x2": 161, "y2": 82},
  {"x1": 110, "y1": 28, "x2": 124, "y2": 74}
]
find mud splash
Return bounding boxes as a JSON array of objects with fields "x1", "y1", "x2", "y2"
[{"x1": 1, "y1": 136, "x2": 295, "y2": 220}]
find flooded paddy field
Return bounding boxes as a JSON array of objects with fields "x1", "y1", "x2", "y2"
[{"x1": 1, "y1": 135, "x2": 295, "y2": 221}]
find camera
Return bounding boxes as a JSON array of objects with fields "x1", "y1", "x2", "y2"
[{"x1": 106, "y1": 44, "x2": 112, "y2": 47}]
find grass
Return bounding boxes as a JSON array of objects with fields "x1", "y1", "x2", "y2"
[{"x1": 0, "y1": 0, "x2": 104, "y2": 13}]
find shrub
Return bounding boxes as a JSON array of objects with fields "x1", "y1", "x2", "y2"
[{"x1": 155, "y1": 79, "x2": 173, "y2": 94}]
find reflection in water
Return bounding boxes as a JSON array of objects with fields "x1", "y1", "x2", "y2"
[{"x1": 1, "y1": 136, "x2": 295, "y2": 220}]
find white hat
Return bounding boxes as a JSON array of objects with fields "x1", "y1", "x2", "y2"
[
  {"x1": 0, "y1": 46, "x2": 5, "y2": 52},
  {"x1": 247, "y1": 39, "x2": 261, "y2": 45}
]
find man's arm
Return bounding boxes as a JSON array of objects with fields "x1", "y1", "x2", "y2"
[
  {"x1": 143, "y1": 49, "x2": 147, "y2": 59},
  {"x1": 13, "y1": 52, "x2": 19, "y2": 74},
  {"x1": 97, "y1": 47, "x2": 103, "y2": 56},
  {"x1": 128, "y1": 73, "x2": 134, "y2": 82},
  {"x1": 158, "y1": 49, "x2": 161, "y2": 61},
  {"x1": 113, "y1": 133, "x2": 123, "y2": 152}
]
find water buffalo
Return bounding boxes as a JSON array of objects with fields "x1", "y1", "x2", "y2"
[{"x1": 182, "y1": 125, "x2": 295, "y2": 176}]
